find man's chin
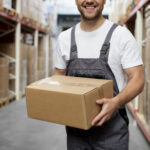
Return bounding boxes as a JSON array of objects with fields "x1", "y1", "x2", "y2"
[{"x1": 81, "y1": 14, "x2": 100, "y2": 21}]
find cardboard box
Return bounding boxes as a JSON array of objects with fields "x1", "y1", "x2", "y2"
[
  {"x1": 35, "y1": 70, "x2": 45, "y2": 81},
  {"x1": 0, "y1": 57, "x2": 9, "y2": 99},
  {"x1": 145, "y1": 37, "x2": 150, "y2": 80},
  {"x1": 138, "y1": 85, "x2": 146, "y2": 115},
  {"x1": 145, "y1": 15, "x2": 150, "y2": 29},
  {"x1": 38, "y1": 37, "x2": 46, "y2": 57},
  {"x1": 20, "y1": 60, "x2": 27, "y2": 94},
  {"x1": 0, "y1": 0, "x2": 12, "y2": 9},
  {"x1": 27, "y1": 73, "x2": 36, "y2": 85},
  {"x1": 0, "y1": 43, "x2": 27, "y2": 60},
  {"x1": 146, "y1": 80, "x2": 150, "y2": 126},
  {"x1": 38, "y1": 57, "x2": 45, "y2": 70},
  {"x1": 27, "y1": 45, "x2": 37, "y2": 85},
  {"x1": 26, "y1": 75, "x2": 113, "y2": 130},
  {"x1": 20, "y1": 0, "x2": 28, "y2": 18}
]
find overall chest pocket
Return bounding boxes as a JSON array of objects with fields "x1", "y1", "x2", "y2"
[{"x1": 69, "y1": 68, "x2": 106, "y2": 79}]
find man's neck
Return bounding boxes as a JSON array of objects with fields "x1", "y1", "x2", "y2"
[{"x1": 80, "y1": 16, "x2": 106, "y2": 32}]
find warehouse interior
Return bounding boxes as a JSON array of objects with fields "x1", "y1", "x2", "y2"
[{"x1": 0, "y1": 0, "x2": 150, "y2": 150}]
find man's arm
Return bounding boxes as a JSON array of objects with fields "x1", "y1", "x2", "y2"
[
  {"x1": 54, "y1": 68, "x2": 66, "y2": 75},
  {"x1": 92, "y1": 65, "x2": 145, "y2": 126}
]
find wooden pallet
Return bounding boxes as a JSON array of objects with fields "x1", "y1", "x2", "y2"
[{"x1": 0, "y1": 93, "x2": 15, "y2": 108}]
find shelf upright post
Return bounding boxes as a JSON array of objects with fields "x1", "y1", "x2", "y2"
[
  {"x1": 134, "y1": 10, "x2": 144, "y2": 113},
  {"x1": 45, "y1": 34, "x2": 50, "y2": 77},
  {"x1": 16, "y1": 0, "x2": 21, "y2": 14},
  {"x1": 15, "y1": 0, "x2": 21, "y2": 100},
  {"x1": 34, "y1": 30, "x2": 39, "y2": 70},
  {"x1": 15, "y1": 23, "x2": 21, "y2": 100}
]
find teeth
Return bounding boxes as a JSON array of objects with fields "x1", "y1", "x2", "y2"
[{"x1": 86, "y1": 6, "x2": 94, "y2": 9}]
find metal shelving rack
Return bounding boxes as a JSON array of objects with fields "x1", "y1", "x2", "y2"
[
  {"x1": 0, "y1": 0, "x2": 50, "y2": 101},
  {"x1": 120, "y1": 0, "x2": 150, "y2": 143},
  {"x1": 120, "y1": 0, "x2": 149, "y2": 25}
]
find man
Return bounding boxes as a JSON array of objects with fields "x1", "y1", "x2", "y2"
[{"x1": 54, "y1": 0, "x2": 145, "y2": 149}]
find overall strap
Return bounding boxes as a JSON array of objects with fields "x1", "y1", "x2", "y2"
[
  {"x1": 70, "y1": 25, "x2": 78, "y2": 60},
  {"x1": 100, "y1": 24, "x2": 118, "y2": 58}
]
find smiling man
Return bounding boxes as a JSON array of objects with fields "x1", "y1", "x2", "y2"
[{"x1": 54, "y1": 0, "x2": 145, "y2": 150}]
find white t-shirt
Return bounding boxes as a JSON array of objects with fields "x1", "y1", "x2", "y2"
[{"x1": 55, "y1": 19, "x2": 143, "y2": 92}]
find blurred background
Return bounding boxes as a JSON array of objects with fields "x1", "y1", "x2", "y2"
[{"x1": 0, "y1": 0, "x2": 150, "y2": 150}]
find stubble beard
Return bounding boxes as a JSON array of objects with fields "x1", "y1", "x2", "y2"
[
  {"x1": 80, "y1": 8, "x2": 103, "y2": 21},
  {"x1": 77, "y1": 3, "x2": 104, "y2": 21}
]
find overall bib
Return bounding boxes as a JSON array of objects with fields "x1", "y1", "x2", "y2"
[{"x1": 65, "y1": 24, "x2": 129, "y2": 150}]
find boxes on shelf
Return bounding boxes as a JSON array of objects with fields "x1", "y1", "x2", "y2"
[
  {"x1": 38, "y1": 37, "x2": 46, "y2": 57},
  {"x1": 37, "y1": 36, "x2": 46, "y2": 78},
  {"x1": 26, "y1": 75, "x2": 113, "y2": 130},
  {"x1": 0, "y1": 57, "x2": 9, "y2": 99},
  {"x1": 35, "y1": 70, "x2": 45, "y2": 81},
  {"x1": 145, "y1": 4, "x2": 150, "y2": 37},
  {"x1": 145, "y1": 4, "x2": 150, "y2": 18},
  {"x1": 20, "y1": 0, "x2": 28, "y2": 18},
  {"x1": 0, "y1": 0, "x2": 12, "y2": 9},
  {"x1": 38, "y1": 57, "x2": 45, "y2": 71},
  {"x1": 138, "y1": 86, "x2": 146, "y2": 115},
  {"x1": 0, "y1": 42, "x2": 27, "y2": 59},
  {"x1": 146, "y1": 28, "x2": 150, "y2": 37},
  {"x1": 146, "y1": 80, "x2": 150, "y2": 127},
  {"x1": 145, "y1": 37, "x2": 150, "y2": 80},
  {"x1": 27, "y1": 45, "x2": 37, "y2": 84},
  {"x1": 0, "y1": 42, "x2": 28, "y2": 95},
  {"x1": 20, "y1": 0, "x2": 43, "y2": 24},
  {"x1": 20, "y1": 44, "x2": 27, "y2": 95},
  {"x1": 24, "y1": 34, "x2": 34, "y2": 45},
  {"x1": 0, "y1": 43, "x2": 15, "y2": 58},
  {"x1": 145, "y1": 15, "x2": 150, "y2": 29}
]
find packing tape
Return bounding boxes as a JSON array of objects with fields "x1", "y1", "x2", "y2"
[{"x1": 36, "y1": 78, "x2": 97, "y2": 87}]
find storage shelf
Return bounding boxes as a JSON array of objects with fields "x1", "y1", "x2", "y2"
[
  {"x1": 0, "y1": 52, "x2": 16, "y2": 63},
  {"x1": 120, "y1": 0, "x2": 149, "y2": 25},
  {"x1": 127, "y1": 102, "x2": 150, "y2": 143},
  {"x1": 0, "y1": 10, "x2": 49, "y2": 34},
  {"x1": 0, "y1": 1, "x2": 51, "y2": 101},
  {"x1": 9, "y1": 74, "x2": 16, "y2": 80},
  {"x1": 9, "y1": 90, "x2": 16, "y2": 97}
]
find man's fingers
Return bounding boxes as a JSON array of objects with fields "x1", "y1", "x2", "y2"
[
  {"x1": 91, "y1": 111, "x2": 106, "y2": 126},
  {"x1": 96, "y1": 99, "x2": 105, "y2": 105},
  {"x1": 95, "y1": 115, "x2": 109, "y2": 126}
]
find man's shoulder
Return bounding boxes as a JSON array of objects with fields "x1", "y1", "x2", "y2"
[
  {"x1": 116, "y1": 23, "x2": 133, "y2": 36},
  {"x1": 105, "y1": 20, "x2": 130, "y2": 37},
  {"x1": 111, "y1": 23, "x2": 134, "y2": 42},
  {"x1": 58, "y1": 27, "x2": 73, "y2": 42}
]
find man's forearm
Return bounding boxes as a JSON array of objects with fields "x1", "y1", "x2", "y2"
[{"x1": 113, "y1": 74, "x2": 145, "y2": 109}]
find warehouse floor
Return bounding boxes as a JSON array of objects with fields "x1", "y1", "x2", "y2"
[{"x1": 0, "y1": 98, "x2": 150, "y2": 150}]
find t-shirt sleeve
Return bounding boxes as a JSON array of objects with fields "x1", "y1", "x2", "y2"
[
  {"x1": 54, "y1": 34, "x2": 67, "y2": 70},
  {"x1": 120, "y1": 28, "x2": 143, "y2": 69}
]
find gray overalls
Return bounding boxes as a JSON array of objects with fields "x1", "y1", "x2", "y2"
[{"x1": 65, "y1": 24, "x2": 129, "y2": 150}]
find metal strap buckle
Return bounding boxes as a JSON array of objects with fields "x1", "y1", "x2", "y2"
[
  {"x1": 102, "y1": 43, "x2": 110, "y2": 52},
  {"x1": 71, "y1": 45, "x2": 77, "y2": 52}
]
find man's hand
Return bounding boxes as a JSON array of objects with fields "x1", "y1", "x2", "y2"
[
  {"x1": 91, "y1": 65, "x2": 144, "y2": 127},
  {"x1": 54, "y1": 68, "x2": 66, "y2": 75},
  {"x1": 91, "y1": 97, "x2": 119, "y2": 126}
]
